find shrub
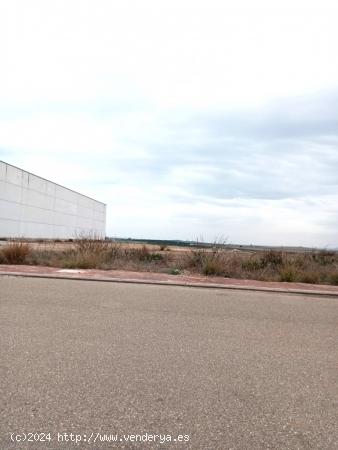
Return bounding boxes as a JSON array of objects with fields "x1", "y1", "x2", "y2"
[
  {"x1": 2, "y1": 242, "x2": 31, "y2": 264},
  {"x1": 184, "y1": 238, "x2": 228, "y2": 276},
  {"x1": 202, "y1": 259, "x2": 224, "y2": 276},
  {"x1": 59, "y1": 236, "x2": 121, "y2": 269},
  {"x1": 106, "y1": 242, "x2": 122, "y2": 260},
  {"x1": 126, "y1": 245, "x2": 152, "y2": 261},
  {"x1": 260, "y1": 250, "x2": 284, "y2": 268},
  {"x1": 62, "y1": 253, "x2": 99, "y2": 269},
  {"x1": 298, "y1": 271, "x2": 320, "y2": 284},
  {"x1": 312, "y1": 250, "x2": 336, "y2": 266},
  {"x1": 185, "y1": 249, "x2": 225, "y2": 275},
  {"x1": 27, "y1": 249, "x2": 60, "y2": 267},
  {"x1": 329, "y1": 272, "x2": 338, "y2": 285},
  {"x1": 241, "y1": 258, "x2": 262, "y2": 271},
  {"x1": 73, "y1": 236, "x2": 112, "y2": 255},
  {"x1": 0, "y1": 250, "x2": 6, "y2": 264},
  {"x1": 279, "y1": 265, "x2": 297, "y2": 282},
  {"x1": 293, "y1": 254, "x2": 308, "y2": 269}
]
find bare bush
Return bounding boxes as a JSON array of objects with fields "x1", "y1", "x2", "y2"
[
  {"x1": 329, "y1": 272, "x2": 338, "y2": 285},
  {"x1": 1, "y1": 242, "x2": 31, "y2": 264},
  {"x1": 184, "y1": 239, "x2": 228, "y2": 276},
  {"x1": 61, "y1": 237, "x2": 121, "y2": 269}
]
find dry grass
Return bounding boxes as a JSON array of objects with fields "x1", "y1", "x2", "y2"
[
  {"x1": 61, "y1": 238, "x2": 116, "y2": 269},
  {"x1": 183, "y1": 241, "x2": 228, "y2": 276},
  {"x1": 181, "y1": 246, "x2": 338, "y2": 285},
  {"x1": 0, "y1": 242, "x2": 31, "y2": 264},
  {"x1": 1, "y1": 238, "x2": 338, "y2": 286},
  {"x1": 20, "y1": 239, "x2": 171, "y2": 272},
  {"x1": 329, "y1": 272, "x2": 338, "y2": 285}
]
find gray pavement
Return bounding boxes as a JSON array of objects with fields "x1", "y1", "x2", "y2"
[{"x1": 0, "y1": 277, "x2": 337, "y2": 450}]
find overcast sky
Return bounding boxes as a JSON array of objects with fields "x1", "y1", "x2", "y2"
[{"x1": 1, "y1": 0, "x2": 338, "y2": 247}]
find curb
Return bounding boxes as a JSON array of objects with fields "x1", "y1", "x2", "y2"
[{"x1": 1, "y1": 270, "x2": 338, "y2": 298}]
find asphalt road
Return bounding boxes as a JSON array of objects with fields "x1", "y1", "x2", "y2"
[{"x1": 1, "y1": 277, "x2": 337, "y2": 450}]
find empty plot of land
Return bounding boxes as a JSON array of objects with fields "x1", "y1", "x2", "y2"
[
  {"x1": 0, "y1": 278, "x2": 337, "y2": 449},
  {"x1": 1, "y1": 240, "x2": 338, "y2": 285}
]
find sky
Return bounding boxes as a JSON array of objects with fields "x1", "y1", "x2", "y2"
[{"x1": 1, "y1": 0, "x2": 338, "y2": 247}]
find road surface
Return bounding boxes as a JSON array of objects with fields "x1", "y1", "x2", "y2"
[{"x1": 1, "y1": 277, "x2": 337, "y2": 449}]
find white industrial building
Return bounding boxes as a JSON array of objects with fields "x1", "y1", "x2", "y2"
[{"x1": 0, "y1": 161, "x2": 106, "y2": 239}]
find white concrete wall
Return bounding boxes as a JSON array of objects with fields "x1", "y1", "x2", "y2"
[{"x1": 0, "y1": 161, "x2": 106, "y2": 239}]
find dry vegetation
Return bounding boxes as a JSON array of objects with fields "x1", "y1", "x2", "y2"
[{"x1": 1, "y1": 239, "x2": 338, "y2": 286}]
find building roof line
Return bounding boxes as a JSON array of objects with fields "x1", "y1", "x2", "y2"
[{"x1": 0, "y1": 160, "x2": 106, "y2": 206}]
